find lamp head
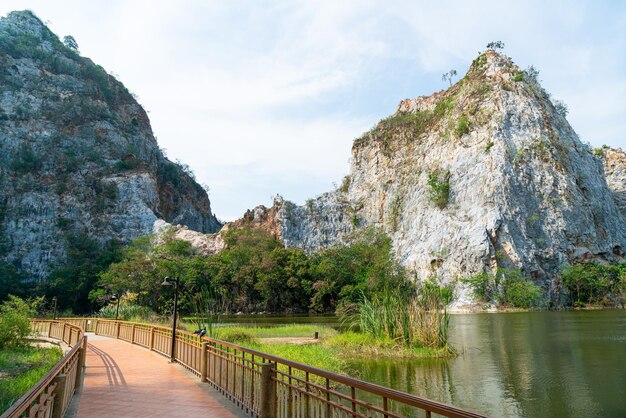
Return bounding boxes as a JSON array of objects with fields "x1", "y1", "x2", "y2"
[
  {"x1": 161, "y1": 276, "x2": 173, "y2": 287},
  {"x1": 111, "y1": 294, "x2": 118, "y2": 300}
]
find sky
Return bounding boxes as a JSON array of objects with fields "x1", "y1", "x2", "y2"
[{"x1": 1, "y1": 1, "x2": 625, "y2": 220}]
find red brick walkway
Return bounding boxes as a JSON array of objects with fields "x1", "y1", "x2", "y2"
[{"x1": 76, "y1": 334, "x2": 244, "y2": 417}]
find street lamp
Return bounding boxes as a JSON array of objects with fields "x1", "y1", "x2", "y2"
[
  {"x1": 161, "y1": 276, "x2": 180, "y2": 362},
  {"x1": 111, "y1": 294, "x2": 121, "y2": 320},
  {"x1": 52, "y1": 297, "x2": 57, "y2": 320}
]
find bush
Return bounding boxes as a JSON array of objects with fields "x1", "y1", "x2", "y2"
[
  {"x1": 513, "y1": 72, "x2": 524, "y2": 82},
  {"x1": 427, "y1": 171, "x2": 450, "y2": 209},
  {"x1": 463, "y1": 270, "x2": 543, "y2": 308},
  {"x1": 0, "y1": 296, "x2": 37, "y2": 349},
  {"x1": 561, "y1": 262, "x2": 625, "y2": 307},
  {"x1": 98, "y1": 302, "x2": 156, "y2": 322},
  {"x1": 455, "y1": 115, "x2": 470, "y2": 137}
]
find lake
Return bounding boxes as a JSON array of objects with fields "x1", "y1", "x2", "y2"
[{"x1": 224, "y1": 310, "x2": 626, "y2": 417}]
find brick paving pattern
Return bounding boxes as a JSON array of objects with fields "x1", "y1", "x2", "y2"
[{"x1": 76, "y1": 336, "x2": 240, "y2": 417}]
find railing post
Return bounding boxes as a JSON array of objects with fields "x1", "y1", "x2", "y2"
[
  {"x1": 149, "y1": 326, "x2": 155, "y2": 350},
  {"x1": 200, "y1": 342, "x2": 208, "y2": 382},
  {"x1": 51, "y1": 373, "x2": 67, "y2": 418},
  {"x1": 131, "y1": 324, "x2": 136, "y2": 344},
  {"x1": 259, "y1": 362, "x2": 277, "y2": 418},
  {"x1": 74, "y1": 335, "x2": 88, "y2": 393},
  {"x1": 48, "y1": 321, "x2": 53, "y2": 337},
  {"x1": 116, "y1": 321, "x2": 120, "y2": 339}
]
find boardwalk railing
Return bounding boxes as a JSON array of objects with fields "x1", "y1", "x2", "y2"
[
  {"x1": 1, "y1": 320, "x2": 87, "y2": 418},
  {"x1": 73, "y1": 318, "x2": 486, "y2": 418}
]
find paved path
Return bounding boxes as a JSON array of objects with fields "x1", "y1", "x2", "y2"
[{"x1": 75, "y1": 334, "x2": 246, "y2": 418}]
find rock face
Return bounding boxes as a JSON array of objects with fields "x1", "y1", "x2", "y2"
[
  {"x1": 240, "y1": 50, "x2": 626, "y2": 304},
  {"x1": 603, "y1": 147, "x2": 626, "y2": 219},
  {"x1": 0, "y1": 11, "x2": 221, "y2": 282}
]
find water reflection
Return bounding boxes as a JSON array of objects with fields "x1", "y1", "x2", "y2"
[{"x1": 349, "y1": 310, "x2": 626, "y2": 417}]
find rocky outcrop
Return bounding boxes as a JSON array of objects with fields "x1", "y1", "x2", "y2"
[
  {"x1": 603, "y1": 147, "x2": 626, "y2": 220},
  {"x1": 0, "y1": 11, "x2": 221, "y2": 282},
  {"x1": 232, "y1": 50, "x2": 625, "y2": 304}
]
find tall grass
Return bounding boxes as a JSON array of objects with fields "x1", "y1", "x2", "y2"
[
  {"x1": 97, "y1": 303, "x2": 157, "y2": 322},
  {"x1": 349, "y1": 280, "x2": 452, "y2": 349}
]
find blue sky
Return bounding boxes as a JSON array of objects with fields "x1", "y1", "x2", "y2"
[{"x1": 1, "y1": 1, "x2": 625, "y2": 220}]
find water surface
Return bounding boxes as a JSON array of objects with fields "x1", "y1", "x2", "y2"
[{"x1": 227, "y1": 310, "x2": 626, "y2": 417}]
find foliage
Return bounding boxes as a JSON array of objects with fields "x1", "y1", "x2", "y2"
[
  {"x1": 97, "y1": 301, "x2": 156, "y2": 322},
  {"x1": 0, "y1": 346, "x2": 63, "y2": 413},
  {"x1": 486, "y1": 41, "x2": 505, "y2": 51},
  {"x1": 62, "y1": 35, "x2": 79, "y2": 51},
  {"x1": 485, "y1": 141, "x2": 494, "y2": 153},
  {"x1": 339, "y1": 175, "x2": 351, "y2": 193},
  {"x1": 524, "y1": 65, "x2": 540, "y2": 84},
  {"x1": 553, "y1": 100, "x2": 569, "y2": 118},
  {"x1": 180, "y1": 286, "x2": 224, "y2": 338},
  {"x1": 463, "y1": 269, "x2": 543, "y2": 308},
  {"x1": 0, "y1": 296, "x2": 42, "y2": 349},
  {"x1": 593, "y1": 147, "x2": 604, "y2": 157},
  {"x1": 513, "y1": 72, "x2": 524, "y2": 82},
  {"x1": 97, "y1": 227, "x2": 411, "y2": 315},
  {"x1": 434, "y1": 97, "x2": 454, "y2": 117},
  {"x1": 499, "y1": 270, "x2": 543, "y2": 308},
  {"x1": 348, "y1": 278, "x2": 452, "y2": 349},
  {"x1": 441, "y1": 69, "x2": 457, "y2": 87},
  {"x1": 427, "y1": 171, "x2": 450, "y2": 209},
  {"x1": 47, "y1": 234, "x2": 123, "y2": 314},
  {"x1": 10, "y1": 143, "x2": 41, "y2": 174},
  {"x1": 455, "y1": 115, "x2": 470, "y2": 137},
  {"x1": 561, "y1": 262, "x2": 625, "y2": 307}
]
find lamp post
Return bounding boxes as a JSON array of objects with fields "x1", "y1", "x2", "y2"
[
  {"x1": 111, "y1": 294, "x2": 121, "y2": 320},
  {"x1": 52, "y1": 297, "x2": 57, "y2": 320},
  {"x1": 161, "y1": 276, "x2": 180, "y2": 363}
]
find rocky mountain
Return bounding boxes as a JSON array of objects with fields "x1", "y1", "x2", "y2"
[
  {"x1": 225, "y1": 50, "x2": 625, "y2": 305},
  {"x1": 0, "y1": 11, "x2": 221, "y2": 283}
]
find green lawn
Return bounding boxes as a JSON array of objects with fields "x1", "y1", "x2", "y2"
[{"x1": 0, "y1": 346, "x2": 63, "y2": 413}]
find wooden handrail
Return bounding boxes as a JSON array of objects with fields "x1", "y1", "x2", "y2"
[
  {"x1": 81, "y1": 318, "x2": 489, "y2": 418},
  {"x1": 1, "y1": 320, "x2": 87, "y2": 418}
]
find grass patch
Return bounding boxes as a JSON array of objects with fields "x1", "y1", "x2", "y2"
[
  {"x1": 185, "y1": 324, "x2": 339, "y2": 339},
  {"x1": 0, "y1": 346, "x2": 63, "y2": 413}
]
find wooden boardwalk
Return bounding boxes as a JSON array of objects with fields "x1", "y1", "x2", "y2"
[{"x1": 74, "y1": 334, "x2": 247, "y2": 418}]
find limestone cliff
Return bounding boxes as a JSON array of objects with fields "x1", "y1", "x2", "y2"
[
  {"x1": 0, "y1": 11, "x2": 221, "y2": 282},
  {"x1": 602, "y1": 147, "x2": 626, "y2": 219},
  {"x1": 234, "y1": 50, "x2": 626, "y2": 304}
]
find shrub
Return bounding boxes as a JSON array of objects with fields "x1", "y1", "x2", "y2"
[
  {"x1": 593, "y1": 148, "x2": 604, "y2": 157},
  {"x1": 455, "y1": 115, "x2": 470, "y2": 137},
  {"x1": 434, "y1": 97, "x2": 454, "y2": 116},
  {"x1": 485, "y1": 141, "x2": 494, "y2": 153},
  {"x1": 215, "y1": 328, "x2": 256, "y2": 345},
  {"x1": 513, "y1": 72, "x2": 524, "y2": 82},
  {"x1": 427, "y1": 171, "x2": 450, "y2": 209},
  {"x1": 463, "y1": 270, "x2": 542, "y2": 308},
  {"x1": 0, "y1": 296, "x2": 37, "y2": 349},
  {"x1": 462, "y1": 272, "x2": 495, "y2": 302},
  {"x1": 339, "y1": 175, "x2": 351, "y2": 193},
  {"x1": 498, "y1": 270, "x2": 542, "y2": 308},
  {"x1": 561, "y1": 262, "x2": 625, "y2": 307},
  {"x1": 554, "y1": 100, "x2": 569, "y2": 118}
]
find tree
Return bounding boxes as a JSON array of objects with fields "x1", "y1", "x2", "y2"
[
  {"x1": 553, "y1": 100, "x2": 569, "y2": 118},
  {"x1": 486, "y1": 41, "x2": 505, "y2": 51},
  {"x1": 441, "y1": 69, "x2": 457, "y2": 87},
  {"x1": 525, "y1": 65, "x2": 540, "y2": 83},
  {"x1": 63, "y1": 35, "x2": 79, "y2": 52}
]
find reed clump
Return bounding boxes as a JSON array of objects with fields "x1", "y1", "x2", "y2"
[{"x1": 349, "y1": 279, "x2": 452, "y2": 350}]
